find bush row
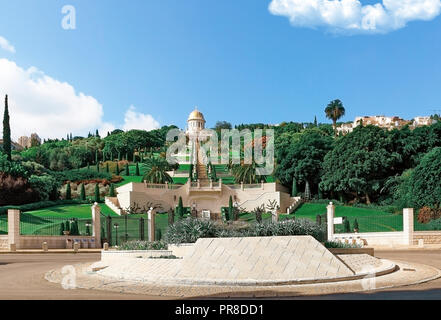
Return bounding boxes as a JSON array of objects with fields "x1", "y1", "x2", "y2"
[{"x1": 164, "y1": 217, "x2": 326, "y2": 244}]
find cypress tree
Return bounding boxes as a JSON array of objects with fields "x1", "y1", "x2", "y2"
[
  {"x1": 80, "y1": 183, "x2": 86, "y2": 200},
  {"x1": 125, "y1": 163, "x2": 130, "y2": 176},
  {"x1": 135, "y1": 162, "x2": 140, "y2": 176},
  {"x1": 116, "y1": 162, "x2": 120, "y2": 175},
  {"x1": 96, "y1": 162, "x2": 100, "y2": 172},
  {"x1": 178, "y1": 197, "x2": 184, "y2": 219},
  {"x1": 59, "y1": 222, "x2": 65, "y2": 235},
  {"x1": 228, "y1": 196, "x2": 233, "y2": 222},
  {"x1": 304, "y1": 181, "x2": 311, "y2": 200},
  {"x1": 106, "y1": 162, "x2": 110, "y2": 173},
  {"x1": 65, "y1": 183, "x2": 72, "y2": 200},
  {"x1": 95, "y1": 150, "x2": 98, "y2": 164},
  {"x1": 65, "y1": 220, "x2": 70, "y2": 233},
  {"x1": 2, "y1": 95, "x2": 11, "y2": 161},
  {"x1": 344, "y1": 217, "x2": 351, "y2": 233},
  {"x1": 292, "y1": 178, "x2": 298, "y2": 197},
  {"x1": 314, "y1": 116, "x2": 318, "y2": 127},
  {"x1": 87, "y1": 162, "x2": 90, "y2": 171},
  {"x1": 95, "y1": 129, "x2": 100, "y2": 138},
  {"x1": 94, "y1": 183, "x2": 100, "y2": 203},
  {"x1": 109, "y1": 183, "x2": 115, "y2": 197}
]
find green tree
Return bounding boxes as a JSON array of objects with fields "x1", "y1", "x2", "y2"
[
  {"x1": 59, "y1": 222, "x2": 65, "y2": 235},
  {"x1": 228, "y1": 196, "x2": 233, "y2": 222},
  {"x1": 80, "y1": 183, "x2": 86, "y2": 200},
  {"x1": 177, "y1": 196, "x2": 184, "y2": 219},
  {"x1": 320, "y1": 126, "x2": 401, "y2": 204},
  {"x1": 109, "y1": 183, "x2": 116, "y2": 197},
  {"x1": 125, "y1": 163, "x2": 130, "y2": 176},
  {"x1": 401, "y1": 147, "x2": 441, "y2": 209},
  {"x1": 275, "y1": 129, "x2": 333, "y2": 193},
  {"x1": 292, "y1": 178, "x2": 298, "y2": 197},
  {"x1": 94, "y1": 183, "x2": 100, "y2": 202},
  {"x1": 2, "y1": 95, "x2": 11, "y2": 161},
  {"x1": 65, "y1": 220, "x2": 70, "y2": 233},
  {"x1": 106, "y1": 162, "x2": 109, "y2": 173},
  {"x1": 142, "y1": 157, "x2": 173, "y2": 184},
  {"x1": 116, "y1": 162, "x2": 120, "y2": 175},
  {"x1": 135, "y1": 162, "x2": 140, "y2": 176},
  {"x1": 325, "y1": 99, "x2": 346, "y2": 136},
  {"x1": 343, "y1": 217, "x2": 351, "y2": 233},
  {"x1": 65, "y1": 183, "x2": 72, "y2": 200}
]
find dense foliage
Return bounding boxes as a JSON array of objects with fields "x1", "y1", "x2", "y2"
[{"x1": 164, "y1": 217, "x2": 326, "y2": 244}]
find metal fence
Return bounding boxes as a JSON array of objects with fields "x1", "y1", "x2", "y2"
[
  {"x1": 101, "y1": 214, "x2": 150, "y2": 246},
  {"x1": 0, "y1": 215, "x2": 7, "y2": 235},
  {"x1": 333, "y1": 214, "x2": 404, "y2": 234},
  {"x1": 20, "y1": 213, "x2": 93, "y2": 236}
]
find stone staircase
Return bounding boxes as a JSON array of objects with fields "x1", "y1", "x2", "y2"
[
  {"x1": 105, "y1": 197, "x2": 123, "y2": 216},
  {"x1": 286, "y1": 197, "x2": 303, "y2": 214}
]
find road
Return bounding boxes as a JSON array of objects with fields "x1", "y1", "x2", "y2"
[{"x1": 1, "y1": 250, "x2": 441, "y2": 299}]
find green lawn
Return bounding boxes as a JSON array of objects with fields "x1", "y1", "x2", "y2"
[
  {"x1": 0, "y1": 204, "x2": 119, "y2": 235},
  {"x1": 287, "y1": 203, "x2": 404, "y2": 233}
]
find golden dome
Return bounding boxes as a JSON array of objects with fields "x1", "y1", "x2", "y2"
[{"x1": 187, "y1": 108, "x2": 205, "y2": 122}]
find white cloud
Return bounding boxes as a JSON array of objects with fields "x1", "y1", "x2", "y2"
[
  {"x1": 269, "y1": 0, "x2": 441, "y2": 34},
  {"x1": 122, "y1": 105, "x2": 160, "y2": 132},
  {"x1": 0, "y1": 58, "x2": 161, "y2": 140},
  {"x1": 0, "y1": 36, "x2": 15, "y2": 53}
]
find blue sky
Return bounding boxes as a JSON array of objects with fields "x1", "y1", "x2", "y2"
[{"x1": 0, "y1": 0, "x2": 441, "y2": 138}]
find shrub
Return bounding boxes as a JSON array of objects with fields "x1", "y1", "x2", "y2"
[
  {"x1": 353, "y1": 219, "x2": 359, "y2": 231},
  {"x1": 117, "y1": 240, "x2": 168, "y2": 251},
  {"x1": 427, "y1": 218, "x2": 441, "y2": 230},
  {"x1": 324, "y1": 241, "x2": 362, "y2": 249},
  {"x1": 165, "y1": 218, "x2": 217, "y2": 244},
  {"x1": 164, "y1": 217, "x2": 326, "y2": 244},
  {"x1": 417, "y1": 206, "x2": 438, "y2": 224}
]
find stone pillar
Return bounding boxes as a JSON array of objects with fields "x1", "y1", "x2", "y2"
[
  {"x1": 327, "y1": 202, "x2": 335, "y2": 242},
  {"x1": 8, "y1": 209, "x2": 20, "y2": 250},
  {"x1": 92, "y1": 203, "x2": 102, "y2": 248},
  {"x1": 403, "y1": 208, "x2": 414, "y2": 246},
  {"x1": 148, "y1": 209, "x2": 156, "y2": 242}
]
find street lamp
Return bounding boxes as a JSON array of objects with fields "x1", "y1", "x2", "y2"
[
  {"x1": 113, "y1": 223, "x2": 120, "y2": 246},
  {"x1": 85, "y1": 222, "x2": 92, "y2": 236}
]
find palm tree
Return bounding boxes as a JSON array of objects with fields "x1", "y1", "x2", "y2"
[
  {"x1": 231, "y1": 161, "x2": 266, "y2": 184},
  {"x1": 325, "y1": 99, "x2": 346, "y2": 136},
  {"x1": 142, "y1": 157, "x2": 173, "y2": 184}
]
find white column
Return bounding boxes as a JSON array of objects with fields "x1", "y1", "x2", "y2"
[
  {"x1": 403, "y1": 208, "x2": 414, "y2": 246},
  {"x1": 92, "y1": 202, "x2": 101, "y2": 248},
  {"x1": 327, "y1": 202, "x2": 335, "y2": 242},
  {"x1": 8, "y1": 209, "x2": 20, "y2": 249},
  {"x1": 148, "y1": 209, "x2": 156, "y2": 242}
]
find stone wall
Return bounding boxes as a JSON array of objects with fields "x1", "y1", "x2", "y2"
[
  {"x1": 116, "y1": 182, "x2": 293, "y2": 217},
  {"x1": 413, "y1": 231, "x2": 441, "y2": 245},
  {"x1": 0, "y1": 235, "x2": 8, "y2": 249},
  {"x1": 18, "y1": 236, "x2": 97, "y2": 249}
]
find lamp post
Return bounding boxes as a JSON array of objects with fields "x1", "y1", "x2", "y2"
[
  {"x1": 85, "y1": 221, "x2": 92, "y2": 236},
  {"x1": 114, "y1": 223, "x2": 120, "y2": 246}
]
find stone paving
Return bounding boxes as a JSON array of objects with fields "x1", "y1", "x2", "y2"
[
  {"x1": 43, "y1": 236, "x2": 441, "y2": 298},
  {"x1": 45, "y1": 259, "x2": 441, "y2": 298}
]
